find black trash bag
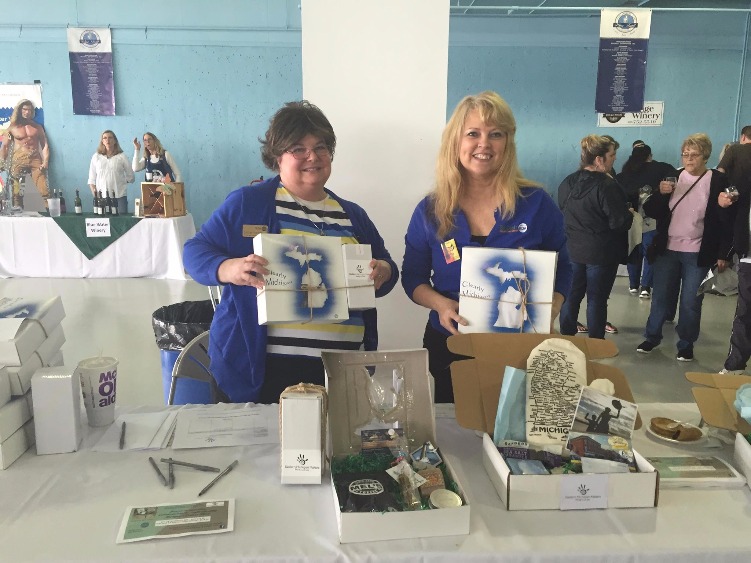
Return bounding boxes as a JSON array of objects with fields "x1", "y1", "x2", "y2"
[{"x1": 152, "y1": 300, "x2": 214, "y2": 351}]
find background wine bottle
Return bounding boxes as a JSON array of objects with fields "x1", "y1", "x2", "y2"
[
  {"x1": 74, "y1": 189, "x2": 82, "y2": 214},
  {"x1": 59, "y1": 189, "x2": 67, "y2": 214},
  {"x1": 110, "y1": 190, "x2": 119, "y2": 216},
  {"x1": 104, "y1": 191, "x2": 111, "y2": 215}
]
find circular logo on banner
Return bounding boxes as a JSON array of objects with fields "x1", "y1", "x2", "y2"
[
  {"x1": 518, "y1": 223, "x2": 528, "y2": 233},
  {"x1": 603, "y1": 113, "x2": 625, "y2": 123},
  {"x1": 79, "y1": 30, "x2": 102, "y2": 48},
  {"x1": 613, "y1": 11, "x2": 638, "y2": 34}
]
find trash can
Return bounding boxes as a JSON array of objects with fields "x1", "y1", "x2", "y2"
[{"x1": 152, "y1": 300, "x2": 214, "y2": 404}]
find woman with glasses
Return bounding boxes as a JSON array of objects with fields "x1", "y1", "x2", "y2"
[
  {"x1": 636, "y1": 133, "x2": 736, "y2": 362},
  {"x1": 183, "y1": 100, "x2": 398, "y2": 403},
  {"x1": 558, "y1": 135, "x2": 634, "y2": 340},
  {"x1": 402, "y1": 91, "x2": 573, "y2": 403},
  {"x1": 132, "y1": 132, "x2": 182, "y2": 183}
]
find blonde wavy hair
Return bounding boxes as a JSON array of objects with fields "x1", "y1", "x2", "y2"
[{"x1": 431, "y1": 91, "x2": 539, "y2": 239}]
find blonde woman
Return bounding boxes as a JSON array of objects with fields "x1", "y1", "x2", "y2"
[
  {"x1": 132, "y1": 132, "x2": 182, "y2": 182},
  {"x1": 402, "y1": 91, "x2": 572, "y2": 403},
  {"x1": 558, "y1": 135, "x2": 633, "y2": 340}
]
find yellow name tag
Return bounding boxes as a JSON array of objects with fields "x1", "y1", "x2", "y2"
[
  {"x1": 242, "y1": 225, "x2": 269, "y2": 237},
  {"x1": 441, "y1": 239, "x2": 460, "y2": 264}
]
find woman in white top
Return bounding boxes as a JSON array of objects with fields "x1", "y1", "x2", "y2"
[
  {"x1": 88, "y1": 130, "x2": 135, "y2": 214},
  {"x1": 132, "y1": 132, "x2": 182, "y2": 183}
]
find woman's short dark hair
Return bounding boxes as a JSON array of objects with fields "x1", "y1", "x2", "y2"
[{"x1": 260, "y1": 100, "x2": 336, "y2": 171}]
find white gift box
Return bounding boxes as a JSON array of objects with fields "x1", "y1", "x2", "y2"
[
  {"x1": 280, "y1": 387, "x2": 324, "y2": 485},
  {"x1": 36, "y1": 325, "x2": 66, "y2": 365},
  {"x1": 0, "y1": 296, "x2": 65, "y2": 337},
  {"x1": 46, "y1": 349, "x2": 64, "y2": 367},
  {"x1": 7, "y1": 352, "x2": 43, "y2": 397},
  {"x1": 458, "y1": 247, "x2": 557, "y2": 334},
  {"x1": 254, "y1": 233, "x2": 349, "y2": 325},
  {"x1": 341, "y1": 244, "x2": 375, "y2": 310},
  {"x1": 0, "y1": 419, "x2": 34, "y2": 470},
  {"x1": 0, "y1": 393, "x2": 33, "y2": 443},
  {"x1": 32, "y1": 366, "x2": 83, "y2": 455},
  {"x1": 0, "y1": 366, "x2": 10, "y2": 408},
  {"x1": 0, "y1": 318, "x2": 46, "y2": 366},
  {"x1": 322, "y1": 349, "x2": 470, "y2": 543}
]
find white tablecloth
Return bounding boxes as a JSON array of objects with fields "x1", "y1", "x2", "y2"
[
  {"x1": 2, "y1": 403, "x2": 750, "y2": 562},
  {"x1": 0, "y1": 214, "x2": 196, "y2": 279}
]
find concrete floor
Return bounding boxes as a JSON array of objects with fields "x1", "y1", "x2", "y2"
[{"x1": 0, "y1": 275, "x2": 738, "y2": 406}]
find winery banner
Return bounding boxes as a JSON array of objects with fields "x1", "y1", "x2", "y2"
[
  {"x1": 67, "y1": 27, "x2": 116, "y2": 116},
  {"x1": 595, "y1": 9, "x2": 651, "y2": 114}
]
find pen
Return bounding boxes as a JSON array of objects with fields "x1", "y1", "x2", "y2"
[
  {"x1": 148, "y1": 456, "x2": 167, "y2": 487},
  {"x1": 119, "y1": 422, "x2": 126, "y2": 450},
  {"x1": 198, "y1": 460, "x2": 238, "y2": 497},
  {"x1": 168, "y1": 460, "x2": 175, "y2": 489},
  {"x1": 160, "y1": 458, "x2": 221, "y2": 473}
]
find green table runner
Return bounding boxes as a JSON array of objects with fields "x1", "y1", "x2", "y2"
[{"x1": 49, "y1": 213, "x2": 143, "y2": 260}]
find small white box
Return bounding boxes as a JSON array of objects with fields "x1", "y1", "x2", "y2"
[
  {"x1": 459, "y1": 247, "x2": 557, "y2": 334},
  {"x1": 0, "y1": 393, "x2": 33, "y2": 442},
  {"x1": 0, "y1": 318, "x2": 46, "y2": 366},
  {"x1": 254, "y1": 233, "x2": 349, "y2": 325},
  {"x1": 36, "y1": 325, "x2": 66, "y2": 365},
  {"x1": 0, "y1": 419, "x2": 34, "y2": 470},
  {"x1": 0, "y1": 296, "x2": 66, "y2": 337},
  {"x1": 7, "y1": 352, "x2": 43, "y2": 396},
  {"x1": 0, "y1": 366, "x2": 10, "y2": 408},
  {"x1": 31, "y1": 366, "x2": 82, "y2": 455},
  {"x1": 341, "y1": 244, "x2": 375, "y2": 310},
  {"x1": 280, "y1": 390, "x2": 323, "y2": 485},
  {"x1": 322, "y1": 349, "x2": 470, "y2": 543}
]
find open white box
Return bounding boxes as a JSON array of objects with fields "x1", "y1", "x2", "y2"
[
  {"x1": 322, "y1": 349, "x2": 470, "y2": 543},
  {"x1": 448, "y1": 333, "x2": 658, "y2": 511}
]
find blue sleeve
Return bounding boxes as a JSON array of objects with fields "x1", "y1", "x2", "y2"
[
  {"x1": 402, "y1": 198, "x2": 435, "y2": 300},
  {"x1": 345, "y1": 201, "x2": 399, "y2": 297},
  {"x1": 539, "y1": 191, "x2": 573, "y2": 298},
  {"x1": 183, "y1": 187, "x2": 255, "y2": 286}
]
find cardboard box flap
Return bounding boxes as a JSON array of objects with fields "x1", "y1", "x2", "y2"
[
  {"x1": 447, "y1": 333, "x2": 618, "y2": 362},
  {"x1": 449, "y1": 334, "x2": 639, "y2": 436},
  {"x1": 686, "y1": 372, "x2": 751, "y2": 433},
  {"x1": 322, "y1": 349, "x2": 436, "y2": 457}
]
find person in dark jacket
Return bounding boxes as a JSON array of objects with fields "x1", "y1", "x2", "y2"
[
  {"x1": 559, "y1": 135, "x2": 634, "y2": 339},
  {"x1": 616, "y1": 142, "x2": 678, "y2": 298},
  {"x1": 636, "y1": 133, "x2": 736, "y2": 362}
]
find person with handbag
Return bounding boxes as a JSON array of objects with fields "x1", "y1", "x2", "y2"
[{"x1": 637, "y1": 133, "x2": 737, "y2": 361}]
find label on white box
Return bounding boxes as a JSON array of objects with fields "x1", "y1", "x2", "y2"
[
  {"x1": 346, "y1": 259, "x2": 372, "y2": 283},
  {"x1": 86, "y1": 218, "x2": 111, "y2": 238},
  {"x1": 559, "y1": 473, "x2": 608, "y2": 510},
  {"x1": 282, "y1": 449, "x2": 321, "y2": 474}
]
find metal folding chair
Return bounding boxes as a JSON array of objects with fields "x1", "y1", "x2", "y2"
[
  {"x1": 168, "y1": 331, "x2": 225, "y2": 404},
  {"x1": 207, "y1": 285, "x2": 222, "y2": 311}
]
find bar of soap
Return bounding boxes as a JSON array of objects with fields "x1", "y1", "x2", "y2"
[{"x1": 418, "y1": 467, "x2": 445, "y2": 499}]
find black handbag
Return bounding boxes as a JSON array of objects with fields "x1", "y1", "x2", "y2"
[{"x1": 645, "y1": 170, "x2": 708, "y2": 264}]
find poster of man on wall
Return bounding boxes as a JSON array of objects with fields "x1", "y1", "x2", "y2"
[{"x1": 0, "y1": 83, "x2": 50, "y2": 210}]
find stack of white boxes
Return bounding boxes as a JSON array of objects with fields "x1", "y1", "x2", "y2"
[{"x1": 0, "y1": 297, "x2": 66, "y2": 469}]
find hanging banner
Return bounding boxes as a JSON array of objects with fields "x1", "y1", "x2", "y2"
[
  {"x1": 597, "y1": 101, "x2": 664, "y2": 127},
  {"x1": 595, "y1": 9, "x2": 651, "y2": 114},
  {"x1": 67, "y1": 28, "x2": 116, "y2": 116}
]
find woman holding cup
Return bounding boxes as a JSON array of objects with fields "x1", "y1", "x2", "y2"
[
  {"x1": 637, "y1": 133, "x2": 737, "y2": 361},
  {"x1": 132, "y1": 132, "x2": 182, "y2": 183}
]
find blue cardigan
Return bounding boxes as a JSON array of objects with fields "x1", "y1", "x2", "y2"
[
  {"x1": 183, "y1": 176, "x2": 399, "y2": 402},
  {"x1": 402, "y1": 187, "x2": 573, "y2": 335}
]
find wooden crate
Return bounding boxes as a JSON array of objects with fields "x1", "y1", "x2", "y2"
[{"x1": 140, "y1": 182, "x2": 186, "y2": 218}]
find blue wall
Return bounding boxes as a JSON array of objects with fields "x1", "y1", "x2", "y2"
[
  {"x1": 1, "y1": 1, "x2": 302, "y2": 225},
  {"x1": 449, "y1": 12, "x2": 750, "y2": 196},
  {"x1": 2, "y1": 3, "x2": 751, "y2": 226}
]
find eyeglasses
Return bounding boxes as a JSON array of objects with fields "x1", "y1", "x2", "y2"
[
  {"x1": 285, "y1": 144, "x2": 331, "y2": 160},
  {"x1": 681, "y1": 152, "x2": 703, "y2": 159}
]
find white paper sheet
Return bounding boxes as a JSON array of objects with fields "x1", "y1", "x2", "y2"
[
  {"x1": 171, "y1": 404, "x2": 279, "y2": 449},
  {"x1": 92, "y1": 411, "x2": 177, "y2": 452}
]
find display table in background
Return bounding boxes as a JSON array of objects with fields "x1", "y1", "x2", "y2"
[
  {"x1": 0, "y1": 213, "x2": 196, "y2": 279},
  {"x1": 2, "y1": 403, "x2": 751, "y2": 562}
]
